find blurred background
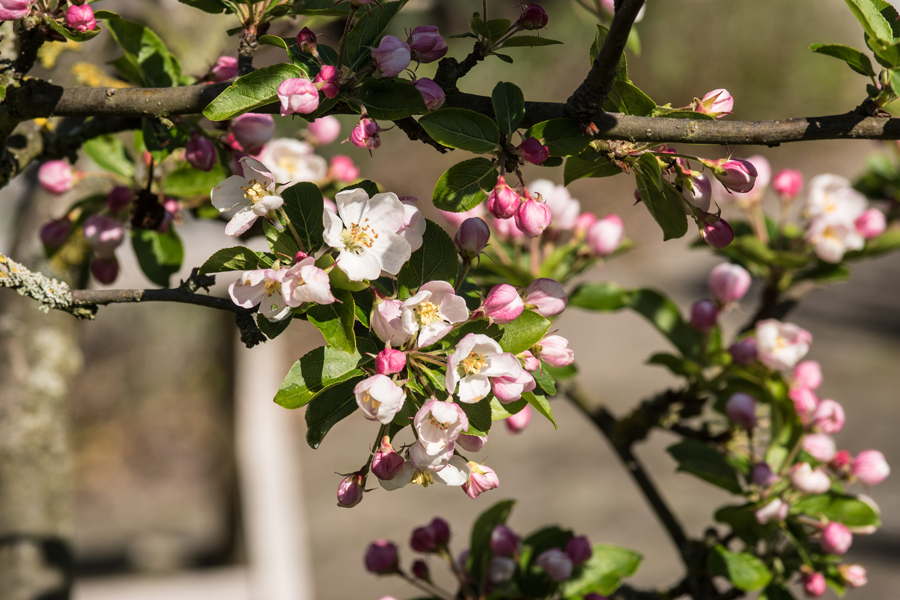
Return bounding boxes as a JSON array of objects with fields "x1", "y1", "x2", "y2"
[{"x1": 1, "y1": 0, "x2": 898, "y2": 598}]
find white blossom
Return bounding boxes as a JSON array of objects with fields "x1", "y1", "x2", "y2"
[
  {"x1": 354, "y1": 374, "x2": 406, "y2": 424},
  {"x1": 228, "y1": 269, "x2": 291, "y2": 322},
  {"x1": 281, "y1": 257, "x2": 335, "y2": 306},
  {"x1": 446, "y1": 333, "x2": 524, "y2": 404},
  {"x1": 401, "y1": 281, "x2": 469, "y2": 347},
  {"x1": 212, "y1": 157, "x2": 284, "y2": 236},
  {"x1": 257, "y1": 138, "x2": 328, "y2": 186}
]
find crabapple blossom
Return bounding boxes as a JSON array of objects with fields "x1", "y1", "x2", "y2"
[
  {"x1": 447, "y1": 334, "x2": 524, "y2": 403},
  {"x1": 186, "y1": 136, "x2": 217, "y2": 172},
  {"x1": 852, "y1": 450, "x2": 890, "y2": 485},
  {"x1": 726, "y1": 393, "x2": 757, "y2": 429},
  {"x1": 790, "y1": 463, "x2": 832, "y2": 495},
  {"x1": 574, "y1": 212, "x2": 597, "y2": 237},
  {"x1": 0, "y1": 0, "x2": 33, "y2": 21},
  {"x1": 790, "y1": 386, "x2": 820, "y2": 425},
  {"x1": 277, "y1": 78, "x2": 319, "y2": 116},
  {"x1": 463, "y1": 462, "x2": 500, "y2": 499},
  {"x1": 492, "y1": 370, "x2": 536, "y2": 403},
  {"x1": 506, "y1": 405, "x2": 532, "y2": 434},
  {"x1": 371, "y1": 35, "x2": 411, "y2": 77},
  {"x1": 413, "y1": 77, "x2": 445, "y2": 110},
  {"x1": 454, "y1": 217, "x2": 490, "y2": 258},
  {"x1": 520, "y1": 350, "x2": 540, "y2": 372},
  {"x1": 40, "y1": 219, "x2": 70, "y2": 248},
  {"x1": 523, "y1": 278, "x2": 568, "y2": 317},
  {"x1": 350, "y1": 117, "x2": 381, "y2": 150},
  {"x1": 211, "y1": 157, "x2": 283, "y2": 236},
  {"x1": 365, "y1": 540, "x2": 399, "y2": 573},
  {"x1": 328, "y1": 155, "x2": 359, "y2": 183},
  {"x1": 408, "y1": 26, "x2": 448, "y2": 63},
  {"x1": 694, "y1": 89, "x2": 733, "y2": 119},
  {"x1": 355, "y1": 375, "x2": 406, "y2": 424},
  {"x1": 375, "y1": 349, "x2": 406, "y2": 375},
  {"x1": 372, "y1": 437, "x2": 405, "y2": 480},
  {"x1": 401, "y1": 280, "x2": 469, "y2": 347},
  {"x1": 457, "y1": 433, "x2": 488, "y2": 453},
  {"x1": 482, "y1": 282, "x2": 530, "y2": 323},
  {"x1": 811, "y1": 399, "x2": 845, "y2": 434},
  {"x1": 802, "y1": 572, "x2": 826, "y2": 598},
  {"x1": 803, "y1": 433, "x2": 836, "y2": 462},
  {"x1": 821, "y1": 522, "x2": 852, "y2": 554},
  {"x1": 515, "y1": 194, "x2": 553, "y2": 237},
  {"x1": 530, "y1": 179, "x2": 580, "y2": 230},
  {"x1": 337, "y1": 471, "x2": 366, "y2": 508},
  {"x1": 683, "y1": 174, "x2": 712, "y2": 212},
  {"x1": 700, "y1": 216, "x2": 735, "y2": 249},
  {"x1": 710, "y1": 158, "x2": 758, "y2": 193},
  {"x1": 806, "y1": 174, "x2": 867, "y2": 221},
  {"x1": 230, "y1": 113, "x2": 275, "y2": 153},
  {"x1": 414, "y1": 398, "x2": 468, "y2": 455},
  {"x1": 709, "y1": 263, "x2": 751, "y2": 305},
  {"x1": 308, "y1": 116, "x2": 341, "y2": 145},
  {"x1": 586, "y1": 215, "x2": 627, "y2": 256},
  {"x1": 566, "y1": 536, "x2": 592, "y2": 566},
  {"x1": 690, "y1": 299, "x2": 718, "y2": 331},
  {"x1": 520, "y1": 137, "x2": 549, "y2": 165},
  {"x1": 228, "y1": 269, "x2": 291, "y2": 322},
  {"x1": 489, "y1": 556, "x2": 516, "y2": 584},
  {"x1": 839, "y1": 564, "x2": 868, "y2": 588},
  {"x1": 258, "y1": 139, "x2": 328, "y2": 186},
  {"x1": 755, "y1": 319, "x2": 812, "y2": 371},
  {"x1": 755, "y1": 498, "x2": 789, "y2": 524},
  {"x1": 491, "y1": 525, "x2": 520, "y2": 556},
  {"x1": 536, "y1": 548, "x2": 573, "y2": 582},
  {"x1": 91, "y1": 258, "x2": 119, "y2": 285},
  {"x1": 486, "y1": 176, "x2": 521, "y2": 219},
  {"x1": 280, "y1": 258, "x2": 335, "y2": 306},
  {"x1": 38, "y1": 160, "x2": 77, "y2": 194},
  {"x1": 752, "y1": 462, "x2": 778, "y2": 487},
  {"x1": 807, "y1": 216, "x2": 864, "y2": 263},
  {"x1": 855, "y1": 208, "x2": 886, "y2": 239},
  {"x1": 792, "y1": 361, "x2": 823, "y2": 390},
  {"x1": 773, "y1": 169, "x2": 803, "y2": 200},
  {"x1": 65, "y1": 4, "x2": 95, "y2": 31},
  {"x1": 323, "y1": 188, "x2": 413, "y2": 280},
  {"x1": 532, "y1": 335, "x2": 575, "y2": 368},
  {"x1": 371, "y1": 298, "x2": 413, "y2": 346},
  {"x1": 397, "y1": 197, "x2": 425, "y2": 251},
  {"x1": 82, "y1": 215, "x2": 124, "y2": 258},
  {"x1": 729, "y1": 338, "x2": 758, "y2": 365},
  {"x1": 210, "y1": 56, "x2": 238, "y2": 82}
]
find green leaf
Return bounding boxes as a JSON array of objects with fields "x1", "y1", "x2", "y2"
[
  {"x1": 163, "y1": 162, "x2": 229, "y2": 198},
  {"x1": 257, "y1": 313, "x2": 292, "y2": 339},
  {"x1": 198, "y1": 247, "x2": 261, "y2": 274},
  {"x1": 491, "y1": 82, "x2": 526, "y2": 136},
  {"x1": 707, "y1": 545, "x2": 772, "y2": 592},
  {"x1": 844, "y1": 0, "x2": 895, "y2": 43},
  {"x1": 131, "y1": 228, "x2": 184, "y2": 288},
  {"x1": 263, "y1": 220, "x2": 301, "y2": 258},
  {"x1": 564, "y1": 151, "x2": 622, "y2": 186},
  {"x1": 497, "y1": 309, "x2": 551, "y2": 354},
  {"x1": 305, "y1": 378, "x2": 362, "y2": 448},
  {"x1": 499, "y1": 36, "x2": 563, "y2": 48},
  {"x1": 522, "y1": 390, "x2": 556, "y2": 429},
  {"x1": 667, "y1": 440, "x2": 743, "y2": 494},
  {"x1": 357, "y1": 79, "x2": 428, "y2": 120},
  {"x1": 317, "y1": 255, "x2": 368, "y2": 292},
  {"x1": 561, "y1": 545, "x2": 642, "y2": 597},
  {"x1": 603, "y1": 80, "x2": 656, "y2": 116},
  {"x1": 590, "y1": 25, "x2": 628, "y2": 82},
  {"x1": 485, "y1": 18, "x2": 512, "y2": 40},
  {"x1": 107, "y1": 19, "x2": 182, "y2": 87},
  {"x1": 92, "y1": 10, "x2": 121, "y2": 19},
  {"x1": 344, "y1": 0, "x2": 409, "y2": 69},
  {"x1": 82, "y1": 136, "x2": 134, "y2": 179},
  {"x1": 467, "y1": 500, "x2": 516, "y2": 585},
  {"x1": 397, "y1": 219, "x2": 459, "y2": 299},
  {"x1": 525, "y1": 119, "x2": 592, "y2": 157},
  {"x1": 533, "y1": 367, "x2": 556, "y2": 396},
  {"x1": 419, "y1": 108, "x2": 501, "y2": 154},
  {"x1": 339, "y1": 179, "x2": 380, "y2": 197},
  {"x1": 636, "y1": 155, "x2": 688, "y2": 241},
  {"x1": 847, "y1": 228, "x2": 900, "y2": 257},
  {"x1": 290, "y1": 0, "x2": 352, "y2": 16},
  {"x1": 569, "y1": 281, "x2": 628, "y2": 311},
  {"x1": 281, "y1": 182, "x2": 325, "y2": 254},
  {"x1": 178, "y1": 0, "x2": 229, "y2": 13},
  {"x1": 47, "y1": 19, "x2": 103, "y2": 42},
  {"x1": 259, "y1": 34, "x2": 291, "y2": 51},
  {"x1": 491, "y1": 398, "x2": 527, "y2": 420},
  {"x1": 760, "y1": 585, "x2": 797, "y2": 600},
  {"x1": 307, "y1": 288, "x2": 357, "y2": 354},
  {"x1": 432, "y1": 158, "x2": 499, "y2": 212},
  {"x1": 794, "y1": 493, "x2": 881, "y2": 529},
  {"x1": 275, "y1": 338, "x2": 378, "y2": 409},
  {"x1": 460, "y1": 397, "x2": 493, "y2": 435},
  {"x1": 810, "y1": 43, "x2": 878, "y2": 77},
  {"x1": 715, "y1": 505, "x2": 770, "y2": 545},
  {"x1": 203, "y1": 63, "x2": 306, "y2": 121}
]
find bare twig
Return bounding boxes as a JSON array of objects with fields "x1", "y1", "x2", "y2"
[{"x1": 393, "y1": 116, "x2": 449, "y2": 153}]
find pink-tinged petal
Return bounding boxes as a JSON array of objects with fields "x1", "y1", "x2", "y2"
[
  {"x1": 240, "y1": 156, "x2": 276, "y2": 185},
  {"x1": 337, "y1": 248, "x2": 384, "y2": 281},
  {"x1": 439, "y1": 293, "x2": 469, "y2": 324},
  {"x1": 458, "y1": 375, "x2": 491, "y2": 404},
  {"x1": 211, "y1": 175, "x2": 252, "y2": 211},
  {"x1": 418, "y1": 321, "x2": 453, "y2": 347},
  {"x1": 378, "y1": 460, "x2": 415, "y2": 491},
  {"x1": 483, "y1": 352, "x2": 524, "y2": 378},
  {"x1": 228, "y1": 273, "x2": 266, "y2": 308},
  {"x1": 224, "y1": 207, "x2": 259, "y2": 236},
  {"x1": 435, "y1": 456, "x2": 471, "y2": 487}
]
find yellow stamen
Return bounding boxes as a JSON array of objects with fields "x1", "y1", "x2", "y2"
[
  {"x1": 411, "y1": 469, "x2": 434, "y2": 487},
  {"x1": 241, "y1": 179, "x2": 269, "y2": 204},
  {"x1": 264, "y1": 279, "x2": 282, "y2": 296},
  {"x1": 341, "y1": 218, "x2": 378, "y2": 254},
  {"x1": 459, "y1": 351, "x2": 487, "y2": 376},
  {"x1": 415, "y1": 301, "x2": 441, "y2": 326},
  {"x1": 361, "y1": 390, "x2": 381, "y2": 413}
]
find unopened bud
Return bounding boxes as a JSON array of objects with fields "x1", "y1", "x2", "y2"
[
  {"x1": 838, "y1": 564, "x2": 868, "y2": 588},
  {"x1": 457, "y1": 433, "x2": 488, "y2": 453},
  {"x1": 820, "y1": 522, "x2": 852, "y2": 555},
  {"x1": 308, "y1": 116, "x2": 341, "y2": 145},
  {"x1": 515, "y1": 194, "x2": 552, "y2": 238},
  {"x1": 683, "y1": 174, "x2": 712, "y2": 212},
  {"x1": 725, "y1": 392, "x2": 756, "y2": 429},
  {"x1": 533, "y1": 335, "x2": 574, "y2": 367},
  {"x1": 573, "y1": 212, "x2": 597, "y2": 237},
  {"x1": 729, "y1": 338, "x2": 758, "y2": 365},
  {"x1": 752, "y1": 462, "x2": 778, "y2": 487},
  {"x1": 231, "y1": 113, "x2": 275, "y2": 154},
  {"x1": 375, "y1": 349, "x2": 406, "y2": 375},
  {"x1": 337, "y1": 471, "x2": 366, "y2": 508},
  {"x1": 506, "y1": 404, "x2": 532, "y2": 434},
  {"x1": 106, "y1": 186, "x2": 133, "y2": 212},
  {"x1": 210, "y1": 56, "x2": 238, "y2": 82},
  {"x1": 413, "y1": 77, "x2": 446, "y2": 110},
  {"x1": 802, "y1": 433, "x2": 836, "y2": 462},
  {"x1": 372, "y1": 437, "x2": 406, "y2": 480},
  {"x1": 852, "y1": 450, "x2": 890, "y2": 485},
  {"x1": 463, "y1": 462, "x2": 500, "y2": 499},
  {"x1": 90, "y1": 257, "x2": 119, "y2": 285},
  {"x1": 365, "y1": 540, "x2": 399, "y2": 574},
  {"x1": 772, "y1": 169, "x2": 803, "y2": 201},
  {"x1": 350, "y1": 117, "x2": 381, "y2": 150},
  {"x1": 802, "y1": 572, "x2": 826, "y2": 598},
  {"x1": 708, "y1": 262, "x2": 751, "y2": 305},
  {"x1": 486, "y1": 176, "x2": 521, "y2": 220},
  {"x1": 186, "y1": 136, "x2": 217, "y2": 172},
  {"x1": 454, "y1": 217, "x2": 491, "y2": 258},
  {"x1": 523, "y1": 278, "x2": 567, "y2": 317},
  {"x1": 517, "y1": 4, "x2": 549, "y2": 30},
  {"x1": 412, "y1": 559, "x2": 430, "y2": 581},
  {"x1": 329, "y1": 155, "x2": 359, "y2": 182},
  {"x1": 371, "y1": 35, "x2": 411, "y2": 77},
  {"x1": 40, "y1": 219, "x2": 70, "y2": 248},
  {"x1": 690, "y1": 299, "x2": 718, "y2": 331},
  {"x1": 277, "y1": 78, "x2": 320, "y2": 116},
  {"x1": 65, "y1": 4, "x2": 96, "y2": 32},
  {"x1": 488, "y1": 556, "x2": 516, "y2": 584},
  {"x1": 296, "y1": 27, "x2": 317, "y2": 53},
  {"x1": 314, "y1": 65, "x2": 340, "y2": 100},
  {"x1": 694, "y1": 88, "x2": 733, "y2": 119},
  {"x1": 710, "y1": 158, "x2": 757, "y2": 193},
  {"x1": 700, "y1": 215, "x2": 735, "y2": 249},
  {"x1": 520, "y1": 137, "x2": 549, "y2": 165},
  {"x1": 536, "y1": 548, "x2": 572, "y2": 582},
  {"x1": 408, "y1": 25, "x2": 448, "y2": 63},
  {"x1": 483, "y1": 284, "x2": 525, "y2": 324},
  {"x1": 812, "y1": 399, "x2": 845, "y2": 434},
  {"x1": 792, "y1": 361, "x2": 822, "y2": 390},
  {"x1": 790, "y1": 463, "x2": 831, "y2": 495},
  {"x1": 755, "y1": 498, "x2": 788, "y2": 524},
  {"x1": 586, "y1": 214, "x2": 624, "y2": 256},
  {"x1": 38, "y1": 160, "x2": 78, "y2": 194},
  {"x1": 855, "y1": 208, "x2": 886, "y2": 239},
  {"x1": 565, "y1": 536, "x2": 592, "y2": 566},
  {"x1": 490, "y1": 525, "x2": 520, "y2": 557}
]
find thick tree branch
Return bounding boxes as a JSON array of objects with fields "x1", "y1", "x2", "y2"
[{"x1": 565, "y1": 0, "x2": 645, "y2": 124}]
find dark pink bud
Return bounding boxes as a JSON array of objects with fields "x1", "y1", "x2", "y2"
[
  {"x1": 410, "y1": 526, "x2": 438, "y2": 553},
  {"x1": 820, "y1": 522, "x2": 852, "y2": 555},
  {"x1": 375, "y1": 349, "x2": 406, "y2": 375},
  {"x1": 831, "y1": 449, "x2": 853, "y2": 472},
  {"x1": 337, "y1": 471, "x2": 365, "y2": 508},
  {"x1": 515, "y1": 195, "x2": 553, "y2": 238},
  {"x1": 314, "y1": 65, "x2": 340, "y2": 99},
  {"x1": 729, "y1": 337, "x2": 757, "y2": 365},
  {"x1": 293, "y1": 251, "x2": 309, "y2": 263},
  {"x1": 210, "y1": 56, "x2": 238, "y2": 82},
  {"x1": 565, "y1": 536, "x2": 592, "y2": 566},
  {"x1": 520, "y1": 137, "x2": 549, "y2": 165},
  {"x1": 772, "y1": 169, "x2": 803, "y2": 201},
  {"x1": 726, "y1": 392, "x2": 757, "y2": 429},
  {"x1": 454, "y1": 217, "x2": 491, "y2": 258},
  {"x1": 700, "y1": 216, "x2": 735, "y2": 249},
  {"x1": 855, "y1": 208, "x2": 886, "y2": 239},
  {"x1": 106, "y1": 186, "x2": 133, "y2": 212},
  {"x1": 38, "y1": 160, "x2": 77, "y2": 194},
  {"x1": 852, "y1": 450, "x2": 890, "y2": 485},
  {"x1": 429, "y1": 518, "x2": 450, "y2": 547},
  {"x1": 231, "y1": 113, "x2": 275, "y2": 154},
  {"x1": 412, "y1": 559, "x2": 430, "y2": 581},
  {"x1": 483, "y1": 284, "x2": 525, "y2": 324},
  {"x1": 413, "y1": 77, "x2": 445, "y2": 110},
  {"x1": 40, "y1": 219, "x2": 70, "y2": 248},
  {"x1": 372, "y1": 437, "x2": 406, "y2": 480},
  {"x1": 490, "y1": 525, "x2": 520, "y2": 556},
  {"x1": 364, "y1": 540, "x2": 399, "y2": 574},
  {"x1": 296, "y1": 27, "x2": 317, "y2": 53},
  {"x1": 517, "y1": 4, "x2": 548, "y2": 29},
  {"x1": 802, "y1": 572, "x2": 826, "y2": 598},
  {"x1": 690, "y1": 299, "x2": 718, "y2": 331},
  {"x1": 371, "y1": 35, "x2": 411, "y2": 77},
  {"x1": 329, "y1": 155, "x2": 360, "y2": 182},
  {"x1": 65, "y1": 4, "x2": 96, "y2": 32},
  {"x1": 186, "y1": 136, "x2": 217, "y2": 172},
  {"x1": 0, "y1": 0, "x2": 33, "y2": 21},
  {"x1": 752, "y1": 462, "x2": 778, "y2": 487},
  {"x1": 349, "y1": 117, "x2": 381, "y2": 150},
  {"x1": 486, "y1": 176, "x2": 521, "y2": 220},
  {"x1": 91, "y1": 257, "x2": 119, "y2": 285},
  {"x1": 408, "y1": 25, "x2": 448, "y2": 63}
]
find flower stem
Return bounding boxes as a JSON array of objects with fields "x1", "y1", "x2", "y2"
[
  {"x1": 398, "y1": 569, "x2": 455, "y2": 600},
  {"x1": 455, "y1": 259, "x2": 472, "y2": 294},
  {"x1": 336, "y1": 6, "x2": 359, "y2": 73}
]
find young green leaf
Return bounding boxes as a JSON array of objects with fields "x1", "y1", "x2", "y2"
[
  {"x1": 203, "y1": 63, "x2": 306, "y2": 121},
  {"x1": 198, "y1": 247, "x2": 261, "y2": 274},
  {"x1": 564, "y1": 152, "x2": 622, "y2": 186},
  {"x1": 432, "y1": 158, "x2": 499, "y2": 212},
  {"x1": 635, "y1": 155, "x2": 688, "y2": 241},
  {"x1": 491, "y1": 82, "x2": 526, "y2": 136},
  {"x1": 305, "y1": 378, "x2": 362, "y2": 448},
  {"x1": 667, "y1": 440, "x2": 743, "y2": 494},
  {"x1": 131, "y1": 228, "x2": 184, "y2": 288},
  {"x1": 107, "y1": 18, "x2": 183, "y2": 87},
  {"x1": 603, "y1": 80, "x2": 656, "y2": 116},
  {"x1": 357, "y1": 79, "x2": 428, "y2": 120},
  {"x1": 163, "y1": 162, "x2": 229, "y2": 198},
  {"x1": 419, "y1": 108, "x2": 501, "y2": 154},
  {"x1": 707, "y1": 545, "x2": 772, "y2": 592},
  {"x1": 810, "y1": 43, "x2": 878, "y2": 77},
  {"x1": 281, "y1": 182, "x2": 326, "y2": 254},
  {"x1": 522, "y1": 390, "x2": 556, "y2": 429},
  {"x1": 307, "y1": 288, "x2": 357, "y2": 354},
  {"x1": 397, "y1": 219, "x2": 459, "y2": 297},
  {"x1": 590, "y1": 24, "x2": 629, "y2": 81},
  {"x1": 499, "y1": 36, "x2": 563, "y2": 48},
  {"x1": 560, "y1": 545, "x2": 643, "y2": 597},
  {"x1": 344, "y1": 0, "x2": 409, "y2": 68},
  {"x1": 83, "y1": 136, "x2": 135, "y2": 179},
  {"x1": 275, "y1": 338, "x2": 378, "y2": 409},
  {"x1": 525, "y1": 119, "x2": 592, "y2": 157}
]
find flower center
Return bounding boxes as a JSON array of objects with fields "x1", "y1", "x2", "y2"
[
  {"x1": 429, "y1": 414, "x2": 449, "y2": 431},
  {"x1": 341, "y1": 218, "x2": 378, "y2": 254},
  {"x1": 361, "y1": 390, "x2": 381, "y2": 412},
  {"x1": 415, "y1": 301, "x2": 441, "y2": 326},
  {"x1": 460, "y1": 351, "x2": 487, "y2": 376},
  {"x1": 411, "y1": 468, "x2": 434, "y2": 488},
  {"x1": 241, "y1": 179, "x2": 269, "y2": 204},
  {"x1": 277, "y1": 156, "x2": 298, "y2": 173},
  {"x1": 264, "y1": 279, "x2": 282, "y2": 296}
]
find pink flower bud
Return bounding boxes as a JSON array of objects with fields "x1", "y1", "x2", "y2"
[
  {"x1": 682, "y1": 174, "x2": 712, "y2": 212},
  {"x1": 492, "y1": 370, "x2": 536, "y2": 403},
  {"x1": 185, "y1": 136, "x2": 217, "y2": 172},
  {"x1": 752, "y1": 462, "x2": 778, "y2": 487},
  {"x1": 412, "y1": 559, "x2": 430, "y2": 581},
  {"x1": 350, "y1": 117, "x2": 381, "y2": 150},
  {"x1": 790, "y1": 463, "x2": 832, "y2": 495},
  {"x1": 365, "y1": 540, "x2": 399, "y2": 573},
  {"x1": 725, "y1": 392, "x2": 756, "y2": 429},
  {"x1": 277, "y1": 78, "x2": 320, "y2": 116},
  {"x1": 772, "y1": 169, "x2": 803, "y2": 201},
  {"x1": 712, "y1": 159, "x2": 757, "y2": 193},
  {"x1": 790, "y1": 387, "x2": 819, "y2": 426},
  {"x1": 506, "y1": 404, "x2": 532, "y2": 434},
  {"x1": 565, "y1": 536, "x2": 592, "y2": 566},
  {"x1": 491, "y1": 525, "x2": 520, "y2": 557},
  {"x1": 695, "y1": 89, "x2": 733, "y2": 119},
  {"x1": 520, "y1": 350, "x2": 540, "y2": 372},
  {"x1": 411, "y1": 518, "x2": 450, "y2": 552},
  {"x1": 832, "y1": 449, "x2": 852, "y2": 471},
  {"x1": 371, "y1": 437, "x2": 405, "y2": 480},
  {"x1": 517, "y1": 4, "x2": 549, "y2": 30},
  {"x1": 536, "y1": 548, "x2": 573, "y2": 582},
  {"x1": 515, "y1": 195, "x2": 553, "y2": 238},
  {"x1": 523, "y1": 278, "x2": 568, "y2": 317},
  {"x1": 755, "y1": 498, "x2": 789, "y2": 524},
  {"x1": 308, "y1": 116, "x2": 341, "y2": 145},
  {"x1": 38, "y1": 160, "x2": 77, "y2": 194},
  {"x1": 457, "y1": 433, "x2": 488, "y2": 453},
  {"x1": 0, "y1": 0, "x2": 34, "y2": 21},
  {"x1": 792, "y1": 361, "x2": 822, "y2": 391},
  {"x1": 65, "y1": 4, "x2": 96, "y2": 32},
  {"x1": 40, "y1": 219, "x2": 70, "y2": 248},
  {"x1": 296, "y1": 27, "x2": 317, "y2": 53},
  {"x1": 812, "y1": 399, "x2": 845, "y2": 434},
  {"x1": 802, "y1": 433, "x2": 836, "y2": 462},
  {"x1": 839, "y1": 564, "x2": 867, "y2": 588},
  {"x1": 314, "y1": 65, "x2": 340, "y2": 99},
  {"x1": 104, "y1": 186, "x2": 131, "y2": 213},
  {"x1": 455, "y1": 217, "x2": 491, "y2": 258},
  {"x1": 821, "y1": 522, "x2": 852, "y2": 555},
  {"x1": 371, "y1": 35, "x2": 411, "y2": 77},
  {"x1": 729, "y1": 338, "x2": 757, "y2": 365},
  {"x1": 586, "y1": 214, "x2": 624, "y2": 256},
  {"x1": 483, "y1": 284, "x2": 525, "y2": 324},
  {"x1": 210, "y1": 56, "x2": 238, "y2": 82},
  {"x1": 709, "y1": 263, "x2": 751, "y2": 305},
  {"x1": 375, "y1": 349, "x2": 406, "y2": 375},
  {"x1": 520, "y1": 137, "x2": 549, "y2": 165},
  {"x1": 700, "y1": 216, "x2": 735, "y2": 249},
  {"x1": 533, "y1": 335, "x2": 574, "y2": 367},
  {"x1": 413, "y1": 77, "x2": 445, "y2": 110},
  {"x1": 231, "y1": 113, "x2": 275, "y2": 154},
  {"x1": 573, "y1": 212, "x2": 597, "y2": 237},
  {"x1": 429, "y1": 518, "x2": 451, "y2": 546},
  {"x1": 329, "y1": 155, "x2": 359, "y2": 182},
  {"x1": 802, "y1": 572, "x2": 826, "y2": 598},
  {"x1": 852, "y1": 450, "x2": 890, "y2": 485},
  {"x1": 83, "y1": 215, "x2": 125, "y2": 258},
  {"x1": 690, "y1": 299, "x2": 718, "y2": 331},
  {"x1": 90, "y1": 257, "x2": 119, "y2": 285},
  {"x1": 486, "y1": 176, "x2": 521, "y2": 219},
  {"x1": 855, "y1": 208, "x2": 886, "y2": 239},
  {"x1": 463, "y1": 462, "x2": 499, "y2": 499},
  {"x1": 488, "y1": 556, "x2": 516, "y2": 584},
  {"x1": 337, "y1": 471, "x2": 365, "y2": 508},
  {"x1": 408, "y1": 25, "x2": 448, "y2": 63}
]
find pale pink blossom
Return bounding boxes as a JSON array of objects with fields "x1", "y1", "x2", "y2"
[
  {"x1": 839, "y1": 564, "x2": 868, "y2": 588},
  {"x1": 755, "y1": 498, "x2": 789, "y2": 524},
  {"x1": 329, "y1": 155, "x2": 360, "y2": 182},
  {"x1": 457, "y1": 433, "x2": 488, "y2": 453},
  {"x1": 277, "y1": 78, "x2": 320, "y2": 116},
  {"x1": 574, "y1": 212, "x2": 597, "y2": 237},
  {"x1": 530, "y1": 179, "x2": 580, "y2": 230},
  {"x1": 492, "y1": 370, "x2": 536, "y2": 403},
  {"x1": 447, "y1": 334, "x2": 524, "y2": 404},
  {"x1": 308, "y1": 116, "x2": 341, "y2": 145},
  {"x1": 355, "y1": 374, "x2": 406, "y2": 424},
  {"x1": 821, "y1": 522, "x2": 852, "y2": 555},
  {"x1": 401, "y1": 280, "x2": 469, "y2": 347},
  {"x1": 792, "y1": 361, "x2": 822, "y2": 390},
  {"x1": 790, "y1": 462, "x2": 831, "y2": 495},
  {"x1": 852, "y1": 450, "x2": 890, "y2": 485},
  {"x1": 520, "y1": 350, "x2": 540, "y2": 372},
  {"x1": 708, "y1": 263, "x2": 751, "y2": 305},
  {"x1": 806, "y1": 174, "x2": 867, "y2": 222},
  {"x1": 483, "y1": 284, "x2": 525, "y2": 324},
  {"x1": 523, "y1": 278, "x2": 568, "y2": 317},
  {"x1": 532, "y1": 335, "x2": 574, "y2": 368},
  {"x1": 398, "y1": 198, "x2": 426, "y2": 251},
  {"x1": 812, "y1": 399, "x2": 845, "y2": 434},
  {"x1": 807, "y1": 216, "x2": 864, "y2": 263},
  {"x1": 414, "y1": 398, "x2": 468, "y2": 455},
  {"x1": 462, "y1": 462, "x2": 499, "y2": 499},
  {"x1": 38, "y1": 160, "x2": 77, "y2": 194},
  {"x1": 228, "y1": 269, "x2": 292, "y2": 322},
  {"x1": 281, "y1": 257, "x2": 335, "y2": 306},
  {"x1": 230, "y1": 113, "x2": 275, "y2": 153},
  {"x1": 257, "y1": 139, "x2": 327, "y2": 186},
  {"x1": 372, "y1": 298, "x2": 413, "y2": 346},
  {"x1": 371, "y1": 35, "x2": 411, "y2": 77},
  {"x1": 211, "y1": 157, "x2": 283, "y2": 236},
  {"x1": 803, "y1": 433, "x2": 836, "y2": 462},
  {"x1": 755, "y1": 319, "x2": 812, "y2": 371}
]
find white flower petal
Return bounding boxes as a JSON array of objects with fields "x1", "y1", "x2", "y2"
[
  {"x1": 458, "y1": 375, "x2": 491, "y2": 404},
  {"x1": 418, "y1": 321, "x2": 453, "y2": 347},
  {"x1": 322, "y1": 208, "x2": 344, "y2": 249},
  {"x1": 435, "y1": 455, "x2": 471, "y2": 487},
  {"x1": 211, "y1": 176, "x2": 251, "y2": 211},
  {"x1": 337, "y1": 249, "x2": 383, "y2": 281},
  {"x1": 367, "y1": 231, "x2": 412, "y2": 276},
  {"x1": 224, "y1": 207, "x2": 259, "y2": 236}
]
